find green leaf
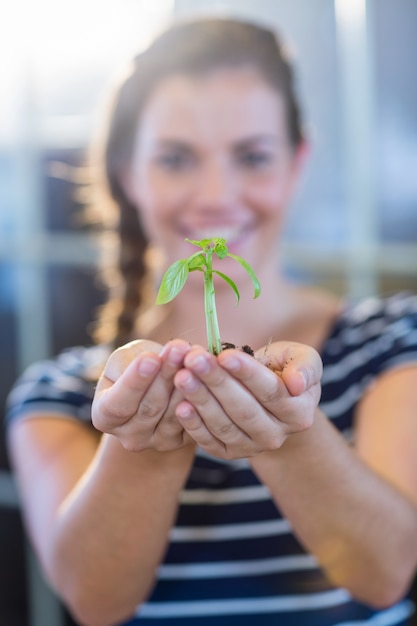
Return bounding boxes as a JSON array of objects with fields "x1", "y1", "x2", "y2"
[
  {"x1": 155, "y1": 259, "x2": 189, "y2": 304},
  {"x1": 188, "y1": 253, "x2": 206, "y2": 271},
  {"x1": 226, "y1": 253, "x2": 261, "y2": 299},
  {"x1": 213, "y1": 238, "x2": 228, "y2": 259},
  {"x1": 213, "y1": 270, "x2": 240, "y2": 305},
  {"x1": 185, "y1": 238, "x2": 210, "y2": 250}
]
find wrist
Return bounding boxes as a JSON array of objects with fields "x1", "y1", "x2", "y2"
[
  {"x1": 99, "y1": 434, "x2": 196, "y2": 483},
  {"x1": 249, "y1": 408, "x2": 328, "y2": 475}
]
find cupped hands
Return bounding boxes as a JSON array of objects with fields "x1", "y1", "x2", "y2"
[{"x1": 92, "y1": 338, "x2": 323, "y2": 459}]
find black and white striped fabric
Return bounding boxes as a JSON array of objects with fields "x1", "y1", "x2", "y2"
[{"x1": 6, "y1": 293, "x2": 417, "y2": 625}]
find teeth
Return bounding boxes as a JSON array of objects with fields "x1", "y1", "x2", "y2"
[{"x1": 189, "y1": 227, "x2": 243, "y2": 242}]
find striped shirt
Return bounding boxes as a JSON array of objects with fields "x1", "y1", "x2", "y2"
[{"x1": 5, "y1": 293, "x2": 417, "y2": 625}]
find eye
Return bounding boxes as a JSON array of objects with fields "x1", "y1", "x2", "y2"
[
  {"x1": 155, "y1": 149, "x2": 195, "y2": 172},
  {"x1": 237, "y1": 149, "x2": 274, "y2": 170}
]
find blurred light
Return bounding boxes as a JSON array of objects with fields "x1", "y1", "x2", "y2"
[
  {"x1": 0, "y1": 0, "x2": 175, "y2": 144},
  {"x1": 2, "y1": 0, "x2": 175, "y2": 62},
  {"x1": 334, "y1": 0, "x2": 366, "y2": 28}
]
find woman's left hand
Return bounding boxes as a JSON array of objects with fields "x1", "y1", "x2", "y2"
[{"x1": 173, "y1": 342, "x2": 323, "y2": 459}]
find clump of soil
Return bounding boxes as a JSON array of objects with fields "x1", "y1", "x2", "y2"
[
  {"x1": 220, "y1": 342, "x2": 254, "y2": 356},
  {"x1": 220, "y1": 341, "x2": 281, "y2": 374}
]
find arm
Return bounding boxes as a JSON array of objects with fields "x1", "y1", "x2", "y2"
[
  {"x1": 7, "y1": 339, "x2": 196, "y2": 626},
  {"x1": 173, "y1": 343, "x2": 417, "y2": 607},
  {"x1": 251, "y1": 400, "x2": 417, "y2": 608}
]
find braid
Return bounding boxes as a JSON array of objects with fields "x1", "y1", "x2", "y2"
[
  {"x1": 91, "y1": 63, "x2": 152, "y2": 348},
  {"x1": 91, "y1": 198, "x2": 148, "y2": 349},
  {"x1": 113, "y1": 197, "x2": 148, "y2": 348}
]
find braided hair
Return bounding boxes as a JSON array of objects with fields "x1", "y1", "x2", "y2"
[{"x1": 93, "y1": 16, "x2": 305, "y2": 348}]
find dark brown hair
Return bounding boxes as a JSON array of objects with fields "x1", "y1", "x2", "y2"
[{"x1": 93, "y1": 16, "x2": 305, "y2": 348}]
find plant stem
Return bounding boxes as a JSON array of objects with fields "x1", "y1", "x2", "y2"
[{"x1": 203, "y1": 247, "x2": 222, "y2": 355}]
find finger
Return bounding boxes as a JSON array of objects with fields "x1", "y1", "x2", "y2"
[
  {"x1": 174, "y1": 366, "x2": 226, "y2": 423},
  {"x1": 217, "y1": 347, "x2": 316, "y2": 435},
  {"x1": 93, "y1": 352, "x2": 161, "y2": 430},
  {"x1": 216, "y1": 348, "x2": 290, "y2": 409},
  {"x1": 174, "y1": 365, "x2": 248, "y2": 440},
  {"x1": 104, "y1": 339, "x2": 163, "y2": 383},
  {"x1": 175, "y1": 400, "x2": 227, "y2": 455},
  {"x1": 176, "y1": 349, "x2": 284, "y2": 448},
  {"x1": 126, "y1": 340, "x2": 191, "y2": 434},
  {"x1": 98, "y1": 339, "x2": 190, "y2": 422},
  {"x1": 158, "y1": 339, "x2": 192, "y2": 384},
  {"x1": 255, "y1": 341, "x2": 323, "y2": 397},
  {"x1": 150, "y1": 385, "x2": 189, "y2": 442}
]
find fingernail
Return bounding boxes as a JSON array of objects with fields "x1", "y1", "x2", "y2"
[
  {"x1": 138, "y1": 356, "x2": 159, "y2": 376},
  {"x1": 167, "y1": 346, "x2": 185, "y2": 367},
  {"x1": 187, "y1": 354, "x2": 209, "y2": 374},
  {"x1": 221, "y1": 355, "x2": 241, "y2": 372},
  {"x1": 297, "y1": 369, "x2": 308, "y2": 389},
  {"x1": 176, "y1": 403, "x2": 193, "y2": 419},
  {"x1": 180, "y1": 371, "x2": 199, "y2": 392}
]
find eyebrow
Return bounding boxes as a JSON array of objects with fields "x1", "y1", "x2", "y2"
[
  {"x1": 233, "y1": 134, "x2": 282, "y2": 150},
  {"x1": 155, "y1": 139, "x2": 193, "y2": 150},
  {"x1": 155, "y1": 134, "x2": 282, "y2": 150}
]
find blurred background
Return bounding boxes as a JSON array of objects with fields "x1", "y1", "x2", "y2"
[{"x1": 0, "y1": 0, "x2": 416, "y2": 624}]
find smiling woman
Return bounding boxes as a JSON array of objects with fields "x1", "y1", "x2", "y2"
[{"x1": 4, "y1": 14, "x2": 417, "y2": 626}]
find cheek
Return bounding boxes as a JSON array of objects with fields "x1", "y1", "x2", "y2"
[
  {"x1": 136, "y1": 168, "x2": 191, "y2": 215},
  {"x1": 245, "y1": 180, "x2": 288, "y2": 219},
  {"x1": 244, "y1": 157, "x2": 298, "y2": 220},
  {"x1": 130, "y1": 171, "x2": 189, "y2": 244}
]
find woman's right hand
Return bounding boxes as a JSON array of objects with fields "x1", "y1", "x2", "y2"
[{"x1": 92, "y1": 338, "x2": 194, "y2": 452}]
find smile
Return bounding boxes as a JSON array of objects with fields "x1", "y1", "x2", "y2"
[{"x1": 182, "y1": 224, "x2": 253, "y2": 245}]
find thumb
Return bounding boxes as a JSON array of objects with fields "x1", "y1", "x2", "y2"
[
  {"x1": 260, "y1": 342, "x2": 323, "y2": 397},
  {"x1": 103, "y1": 339, "x2": 162, "y2": 383}
]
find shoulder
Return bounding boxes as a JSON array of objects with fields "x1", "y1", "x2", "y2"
[
  {"x1": 5, "y1": 344, "x2": 111, "y2": 427},
  {"x1": 342, "y1": 291, "x2": 417, "y2": 325},
  {"x1": 319, "y1": 293, "x2": 417, "y2": 430},
  {"x1": 323, "y1": 292, "x2": 417, "y2": 375}
]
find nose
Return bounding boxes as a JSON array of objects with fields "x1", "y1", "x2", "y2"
[{"x1": 194, "y1": 158, "x2": 237, "y2": 212}]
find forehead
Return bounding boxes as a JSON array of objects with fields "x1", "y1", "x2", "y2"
[{"x1": 137, "y1": 68, "x2": 287, "y2": 145}]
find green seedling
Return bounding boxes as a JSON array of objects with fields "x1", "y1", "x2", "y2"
[{"x1": 156, "y1": 237, "x2": 261, "y2": 355}]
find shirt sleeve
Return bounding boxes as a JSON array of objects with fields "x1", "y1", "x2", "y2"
[
  {"x1": 4, "y1": 345, "x2": 109, "y2": 428},
  {"x1": 372, "y1": 292, "x2": 417, "y2": 374}
]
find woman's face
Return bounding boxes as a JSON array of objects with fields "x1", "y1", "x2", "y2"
[{"x1": 125, "y1": 67, "x2": 305, "y2": 277}]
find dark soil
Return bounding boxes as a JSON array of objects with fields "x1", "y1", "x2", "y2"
[
  {"x1": 220, "y1": 341, "x2": 278, "y2": 373},
  {"x1": 221, "y1": 342, "x2": 255, "y2": 356}
]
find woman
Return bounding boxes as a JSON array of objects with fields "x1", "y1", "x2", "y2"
[{"x1": 5, "y1": 16, "x2": 417, "y2": 626}]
